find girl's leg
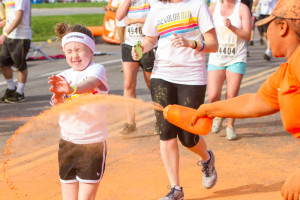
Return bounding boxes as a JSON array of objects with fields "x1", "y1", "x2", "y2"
[
  {"x1": 225, "y1": 69, "x2": 244, "y2": 127},
  {"x1": 142, "y1": 70, "x2": 151, "y2": 91},
  {"x1": 61, "y1": 182, "x2": 79, "y2": 200},
  {"x1": 78, "y1": 182, "x2": 100, "y2": 200},
  {"x1": 160, "y1": 138, "x2": 180, "y2": 186},
  {"x1": 207, "y1": 69, "x2": 226, "y2": 103},
  {"x1": 176, "y1": 83, "x2": 217, "y2": 189},
  {"x1": 150, "y1": 79, "x2": 181, "y2": 188},
  {"x1": 207, "y1": 69, "x2": 226, "y2": 133},
  {"x1": 122, "y1": 61, "x2": 140, "y2": 125}
]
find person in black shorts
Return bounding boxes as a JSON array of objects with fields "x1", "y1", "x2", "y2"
[
  {"x1": 116, "y1": 0, "x2": 156, "y2": 136},
  {"x1": 0, "y1": 0, "x2": 31, "y2": 103},
  {"x1": 49, "y1": 22, "x2": 110, "y2": 200}
]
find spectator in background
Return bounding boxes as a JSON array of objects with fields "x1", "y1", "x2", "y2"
[
  {"x1": 0, "y1": 0, "x2": 31, "y2": 103},
  {"x1": 252, "y1": 0, "x2": 277, "y2": 61},
  {"x1": 249, "y1": 0, "x2": 264, "y2": 46}
]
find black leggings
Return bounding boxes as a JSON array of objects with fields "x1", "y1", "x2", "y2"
[{"x1": 150, "y1": 78, "x2": 206, "y2": 148}]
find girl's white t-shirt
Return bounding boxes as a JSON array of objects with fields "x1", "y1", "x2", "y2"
[
  {"x1": 208, "y1": 0, "x2": 247, "y2": 66},
  {"x1": 142, "y1": 0, "x2": 214, "y2": 85},
  {"x1": 57, "y1": 62, "x2": 110, "y2": 144},
  {"x1": 4, "y1": 0, "x2": 31, "y2": 39}
]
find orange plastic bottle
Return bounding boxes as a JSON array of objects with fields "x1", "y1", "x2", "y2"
[{"x1": 163, "y1": 104, "x2": 212, "y2": 135}]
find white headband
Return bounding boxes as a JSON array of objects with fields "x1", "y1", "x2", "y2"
[{"x1": 62, "y1": 32, "x2": 95, "y2": 53}]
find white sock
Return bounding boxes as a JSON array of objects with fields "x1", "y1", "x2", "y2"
[
  {"x1": 174, "y1": 185, "x2": 182, "y2": 190},
  {"x1": 7, "y1": 79, "x2": 15, "y2": 90},
  {"x1": 16, "y1": 83, "x2": 25, "y2": 95}
]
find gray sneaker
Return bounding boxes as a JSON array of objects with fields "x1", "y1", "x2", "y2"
[
  {"x1": 198, "y1": 150, "x2": 217, "y2": 189},
  {"x1": 159, "y1": 186, "x2": 184, "y2": 200},
  {"x1": 211, "y1": 117, "x2": 224, "y2": 133},
  {"x1": 226, "y1": 127, "x2": 237, "y2": 141}
]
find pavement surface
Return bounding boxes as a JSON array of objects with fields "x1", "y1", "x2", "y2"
[{"x1": 0, "y1": 10, "x2": 300, "y2": 200}]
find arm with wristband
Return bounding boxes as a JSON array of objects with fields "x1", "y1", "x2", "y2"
[
  {"x1": 48, "y1": 75, "x2": 102, "y2": 105},
  {"x1": 170, "y1": 28, "x2": 218, "y2": 53}
]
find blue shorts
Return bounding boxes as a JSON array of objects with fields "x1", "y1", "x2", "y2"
[{"x1": 208, "y1": 62, "x2": 246, "y2": 75}]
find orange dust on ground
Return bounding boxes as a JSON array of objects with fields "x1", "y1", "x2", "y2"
[{"x1": 0, "y1": 94, "x2": 299, "y2": 200}]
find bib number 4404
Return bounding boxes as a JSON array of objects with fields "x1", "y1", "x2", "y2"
[{"x1": 218, "y1": 46, "x2": 236, "y2": 56}]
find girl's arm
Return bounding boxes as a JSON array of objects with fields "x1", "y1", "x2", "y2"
[
  {"x1": 191, "y1": 93, "x2": 279, "y2": 124},
  {"x1": 209, "y1": 1, "x2": 216, "y2": 16},
  {"x1": 48, "y1": 75, "x2": 102, "y2": 105},
  {"x1": 125, "y1": 17, "x2": 146, "y2": 26},
  {"x1": 170, "y1": 28, "x2": 218, "y2": 53},
  {"x1": 74, "y1": 77, "x2": 102, "y2": 94},
  {"x1": 224, "y1": 3, "x2": 251, "y2": 41},
  {"x1": 116, "y1": 0, "x2": 130, "y2": 21}
]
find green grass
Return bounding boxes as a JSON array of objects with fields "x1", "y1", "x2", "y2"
[
  {"x1": 31, "y1": 2, "x2": 107, "y2": 9},
  {"x1": 32, "y1": 14, "x2": 104, "y2": 42}
]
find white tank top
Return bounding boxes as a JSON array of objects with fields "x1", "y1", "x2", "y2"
[{"x1": 208, "y1": 0, "x2": 247, "y2": 67}]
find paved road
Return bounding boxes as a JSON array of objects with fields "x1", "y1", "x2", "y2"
[{"x1": 0, "y1": 30, "x2": 299, "y2": 200}]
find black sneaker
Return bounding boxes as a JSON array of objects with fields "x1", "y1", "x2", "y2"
[
  {"x1": 5, "y1": 91, "x2": 25, "y2": 103},
  {"x1": 159, "y1": 186, "x2": 184, "y2": 200},
  {"x1": 0, "y1": 88, "x2": 16, "y2": 103},
  {"x1": 249, "y1": 41, "x2": 254, "y2": 46}
]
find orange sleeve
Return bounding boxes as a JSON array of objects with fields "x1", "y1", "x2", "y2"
[{"x1": 257, "y1": 67, "x2": 283, "y2": 110}]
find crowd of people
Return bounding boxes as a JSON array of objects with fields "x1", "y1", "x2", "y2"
[{"x1": 1, "y1": 0, "x2": 299, "y2": 200}]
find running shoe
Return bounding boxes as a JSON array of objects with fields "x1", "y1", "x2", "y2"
[
  {"x1": 159, "y1": 186, "x2": 184, "y2": 200},
  {"x1": 0, "y1": 88, "x2": 16, "y2": 103},
  {"x1": 211, "y1": 117, "x2": 224, "y2": 134},
  {"x1": 264, "y1": 49, "x2": 272, "y2": 61},
  {"x1": 259, "y1": 38, "x2": 264, "y2": 45},
  {"x1": 119, "y1": 123, "x2": 137, "y2": 136},
  {"x1": 249, "y1": 41, "x2": 254, "y2": 46},
  {"x1": 198, "y1": 149, "x2": 217, "y2": 189},
  {"x1": 226, "y1": 127, "x2": 237, "y2": 141},
  {"x1": 5, "y1": 92, "x2": 25, "y2": 103}
]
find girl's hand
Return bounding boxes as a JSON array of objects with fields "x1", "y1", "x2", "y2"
[
  {"x1": 131, "y1": 46, "x2": 140, "y2": 61},
  {"x1": 48, "y1": 75, "x2": 73, "y2": 95},
  {"x1": 223, "y1": 17, "x2": 232, "y2": 29},
  {"x1": 170, "y1": 32, "x2": 192, "y2": 48}
]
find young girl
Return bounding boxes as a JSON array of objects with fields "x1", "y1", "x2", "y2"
[{"x1": 48, "y1": 22, "x2": 110, "y2": 200}]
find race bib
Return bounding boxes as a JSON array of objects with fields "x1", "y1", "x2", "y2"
[
  {"x1": 216, "y1": 43, "x2": 236, "y2": 59},
  {"x1": 127, "y1": 23, "x2": 144, "y2": 38}
]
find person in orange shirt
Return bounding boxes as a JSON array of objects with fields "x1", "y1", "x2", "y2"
[{"x1": 191, "y1": 0, "x2": 300, "y2": 199}]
